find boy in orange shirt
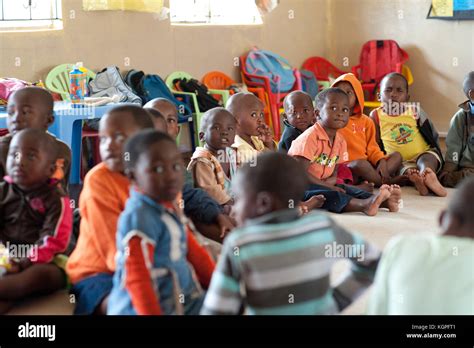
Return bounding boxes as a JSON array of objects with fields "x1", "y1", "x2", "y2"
[
  {"x1": 289, "y1": 88, "x2": 401, "y2": 216},
  {"x1": 331, "y1": 73, "x2": 403, "y2": 187}
]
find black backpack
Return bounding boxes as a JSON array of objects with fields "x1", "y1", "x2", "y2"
[{"x1": 174, "y1": 78, "x2": 221, "y2": 112}]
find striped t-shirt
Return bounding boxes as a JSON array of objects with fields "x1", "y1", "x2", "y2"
[{"x1": 201, "y1": 209, "x2": 380, "y2": 315}]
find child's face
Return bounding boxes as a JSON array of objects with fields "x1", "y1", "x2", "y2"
[
  {"x1": 7, "y1": 92, "x2": 53, "y2": 135},
  {"x1": 380, "y1": 76, "x2": 409, "y2": 104},
  {"x1": 6, "y1": 134, "x2": 55, "y2": 190},
  {"x1": 200, "y1": 111, "x2": 236, "y2": 152},
  {"x1": 234, "y1": 97, "x2": 265, "y2": 138},
  {"x1": 153, "y1": 117, "x2": 168, "y2": 133},
  {"x1": 99, "y1": 112, "x2": 143, "y2": 173},
  {"x1": 334, "y1": 81, "x2": 357, "y2": 112},
  {"x1": 151, "y1": 102, "x2": 180, "y2": 140},
  {"x1": 317, "y1": 93, "x2": 350, "y2": 131},
  {"x1": 132, "y1": 140, "x2": 184, "y2": 202},
  {"x1": 284, "y1": 95, "x2": 315, "y2": 131}
]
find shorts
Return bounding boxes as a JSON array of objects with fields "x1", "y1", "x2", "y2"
[
  {"x1": 70, "y1": 273, "x2": 113, "y2": 315},
  {"x1": 399, "y1": 150, "x2": 442, "y2": 175}
]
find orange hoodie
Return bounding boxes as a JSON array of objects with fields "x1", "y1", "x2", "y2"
[{"x1": 331, "y1": 73, "x2": 386, "y2": 166}]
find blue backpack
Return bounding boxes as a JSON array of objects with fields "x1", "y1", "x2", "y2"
[
  {"x1": 245, "y1": 49, "x2": 296, "y2": 93},
  {"x1": 300, "y1": 69, "x2": 319, "y2": 99},
  {"x1": 125, "y1": 70, "x2": 192, "y2": 121}
]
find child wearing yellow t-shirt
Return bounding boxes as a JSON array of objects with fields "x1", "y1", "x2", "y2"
[{"x1": 370, "y1": 73, "x2": 447, "y2": 197}]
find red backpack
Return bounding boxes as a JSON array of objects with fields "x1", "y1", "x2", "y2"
[{"x1": 352, "y1": 40, "x2": 409, "y2": 100}]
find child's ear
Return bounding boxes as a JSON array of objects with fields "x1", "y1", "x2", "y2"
[
  {"x1": 376, "y1": 92, "x2": 381, "y2": 101},
  {"x1": 45, "y1": 113, "x2": 54, "y2": 129},
  {"x1": 255, "y1": 191, "x2": 273, "y2": 216},
  {"x1": 124, "y1": 167, "x2": 135, "y2": 181},
  {"x1": 48, "y1": 162, "x2": 56, "y2": 177},
  {"x1": 198, "y1": 131, "x2": 204, "y2": 142},
  {"x1": 282, "y1": 112, "x2": 288, "y2": 120},
  {"x1": 406, "y1": 94, "x2": 410, "y2": 102},
  {"x1": 177, "y1": 125, "x2": 181, "y2": 136},
  {"x1": 468, "y1": 89, "x2": 473, "y2": 101}
]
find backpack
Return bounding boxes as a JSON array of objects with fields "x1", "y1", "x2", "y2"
[
  {"x1": 300, "y1": 69, "x2": 319, "y2": 99},
  {"x1": 245, "y1": 48, "x2": 296, "y2": 93},
  {"x1": 88, "y1": 66, "x2": 142, "y2": 105},
  {"x1": 357, "y1": 40, "x2": 409, "y2": 85},
  {"x1": 174, "y1": 78, "x2": 221, "y2": 112},
  {"x1": 0, "y1": 78, "x2": 31, "y2": 105},
  {"x1": 125, "y1": 70, "x2": 192, "y2": 119}
]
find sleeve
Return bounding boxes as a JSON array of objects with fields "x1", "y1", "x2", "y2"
[
  {"x1": 338, "y1": 139, "x2": 349, "y2": 164},
  {"x1": 182, "y1": 184, "x2": 222, "y2": 225},
  {"x1": 193, "y1": 161, "x2": 231, "y2": 205},
  {"x1": 287, "y1": 132, "x2": 317, "y2": 161},
  {"x1": 330, "y1": 221, "x2": 381, "y2": 311},
  {"x1": 124, "y1": 236, "x2": 162, "y2": 315},
  {"x1": 30, "y1": 195, "x2": 73, "y2": 263},
  {"x1": 81, "y1": 176, "x2": 124, "y2": 272},
  {"x1": 443, "y1": 111, "x2": 464, "y2": 172},
  {"x1": 369, "y1": 109, "x2": 385, "y2": 153},
  {"x1": 186, "y1": 229, "x2": 215, "y2": 288},
  {"x1": 365, "y1": 117, "x2": 386, "y2": 166},
  {"x1": 200, "y1": 239, "x2": 243, "y2": 315}
]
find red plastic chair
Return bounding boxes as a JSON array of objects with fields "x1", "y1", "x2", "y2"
[
  {"x1": 302, "y1": 57, "x2": 348, "y2": 90},
  {"x1": 201, "y1": 71, "x2": 272, "y2": 128},
  {"x1": 351, "y1": 40, "x2": 409, "y2": 102},
  {"x1": 239, "y1": 55, "x2": 302, "y2": 140}
]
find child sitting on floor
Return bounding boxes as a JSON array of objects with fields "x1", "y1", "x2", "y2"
[
  {"x1": 439, "y1": 71, "x2": 474, "y2": 187},
  {"x1": 370, "y1": 73, "x2": 446, "y2": 197},
  {"x1": 367, "y1": 177, "x2": 474, "y2": 315},
  {"x1": 331, "y1": 73, "x2": 402, "y2": 187},
  {"x1": 66, "y1": 105, "x2": 225, "y2": 315},
  {"x1": 288, "y1": 88, "x2": 401, "y2": 216},
  {"x1": 108, "y1": 130, "x2": 213, "y2": 315},
  {"x1": 187, "y1": 108, "x2": 237, "y2": 211},
  {"x1": 0, "y1": 129, "x2": 72, "y2": 314},
  {"x1": 278, "y1": 90, "x2": 315, "y2": 152},
  {"x1": 1, "y1": 87, "x2": 71, "y2": 189},
  {"x1": 227, "y1": 92, "x2": 275, "y2": 166},
  {"x1": 201, "y1": 152, "x2": 381, "y2": 315}
]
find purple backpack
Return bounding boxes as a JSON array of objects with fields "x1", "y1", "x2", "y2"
[{"x1": 0, "y1": 78, "x2": 30, "y2": 104}]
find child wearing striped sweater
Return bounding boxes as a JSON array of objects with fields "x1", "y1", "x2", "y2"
[{"x1": 201, "y1": 152, "x2": 380, "y2": 315}]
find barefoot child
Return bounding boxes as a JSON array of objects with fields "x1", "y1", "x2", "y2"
[
  {"x1": 0, "y1": 129, "x2": 72, "y2": 313},
  {"x1": 278, "y1": 91, "x2": 315, "y2": 152},
  {"x1": 1, "y1": 87, "x2": 71, "y2": 188},
  {"x1": 289, "y1": 88, "x2": 401, "y2": 216},
  {"x1": 331, "y1": 74, "x2": 402, "y2": 186},
  {"x1": 201, "y1": 152, "x2": 381, "y2": 315},
  {"x1": 108, "y1": 130, "x2": 213, "y2": 315},
  {"x1": 370, "y1": 73, "x2": 447, "y2": 197},
  {"x1": 439, "y1": 71, "x2": 474, "y2": 187},
  {"x1": 368, "y1": 177, "x2": 474, "y2": 314},
  {"x1": 187, "y1": 108, "x2": 237, "y2": 211}
]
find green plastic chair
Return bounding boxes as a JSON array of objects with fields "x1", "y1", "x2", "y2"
[
  {"x1": 45, "y1": 64, "x2": 96, "y2": 101},
  {"x1": 165, "y1": 71, "x2": 230, "y2": 146}
]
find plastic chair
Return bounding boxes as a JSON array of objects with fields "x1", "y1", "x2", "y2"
[
  {"x1": 45, "y1": 64, "x2": 100, "y2": 180},
  {"x1": 302, "y1": 57, "x2": 348, "y2": 91},
  {"x1": 364, "y1": 65, "x2": 415, "y2": 109},
  {"x1": 240, "y1": 55, "x2": 302, "y2": 140},
  {"x1": 201, "y1": 71, "x2": 272, "y2": 128},
  {"x1": 165, "y1": 71, "x2": 230, "y2": 145}
]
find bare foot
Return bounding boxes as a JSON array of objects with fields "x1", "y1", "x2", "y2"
[
  {"x1": 407, "y1": 169, "x2": 429, "y2": 196},
  {"x1": 422, "y1": 168, "x2": 447, "y2": 197},
  {"x1": 300, "y1": 195, "x2": 326, "y2": 214},
  {"x1": 354, "y1": 181, "x2": 375, "y2": 193},
  {"x1": 386, "y1": 185, "x2": 402, "y2": 212},
  {"x1": 364, "y1": 185, "x2": 392, "y2": 216}
]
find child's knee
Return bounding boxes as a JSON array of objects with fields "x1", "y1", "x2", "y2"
[{"x1": 388, "y1": 152, "x2": 402, "y2": 165}]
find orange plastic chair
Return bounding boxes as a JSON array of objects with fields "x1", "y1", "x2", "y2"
[
  {"x1": 302, "y1": 57, "x2": 348, "y2": 90},
  {"x1": 202, "y1": 71, "x2": 272, "y2": 129}
]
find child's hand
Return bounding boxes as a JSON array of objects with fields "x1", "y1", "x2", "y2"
[
  {"x1": 7, "y1": 258, "x2": 32, "y2": 274},
  {"x1": 216, "y1": 213, "x2": 235, "y2": 238},
  {"x1": 324, "y1": 176, "x2": 338, "y2": 186},
  {"x1": 258, "y1": 124, "x2": 275, "y2": 149}
]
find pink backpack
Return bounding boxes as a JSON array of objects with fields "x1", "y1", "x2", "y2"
[{"x1": 0, "y1": 78, "x2": 30, "y2": 104}]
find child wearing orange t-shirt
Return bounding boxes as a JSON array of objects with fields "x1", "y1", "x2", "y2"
[
  {"x1": 331, "y1": 73, "x2": 403, "y2": 187},
  {"x1": 289, "y1": 88, "x2": 401, "y2": 216}
]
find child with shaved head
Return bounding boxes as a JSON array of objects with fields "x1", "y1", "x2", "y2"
[
  {"x1": 0, "y1": 129, "x2": 72, "y2": 313},
  {"x1": 368, "y1": 177, "x2": 474, "y2": 314}
]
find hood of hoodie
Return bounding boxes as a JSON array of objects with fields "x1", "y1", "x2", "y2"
[{"x1": 331, "y1": 73, "x2": 365, "y2": 117}]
